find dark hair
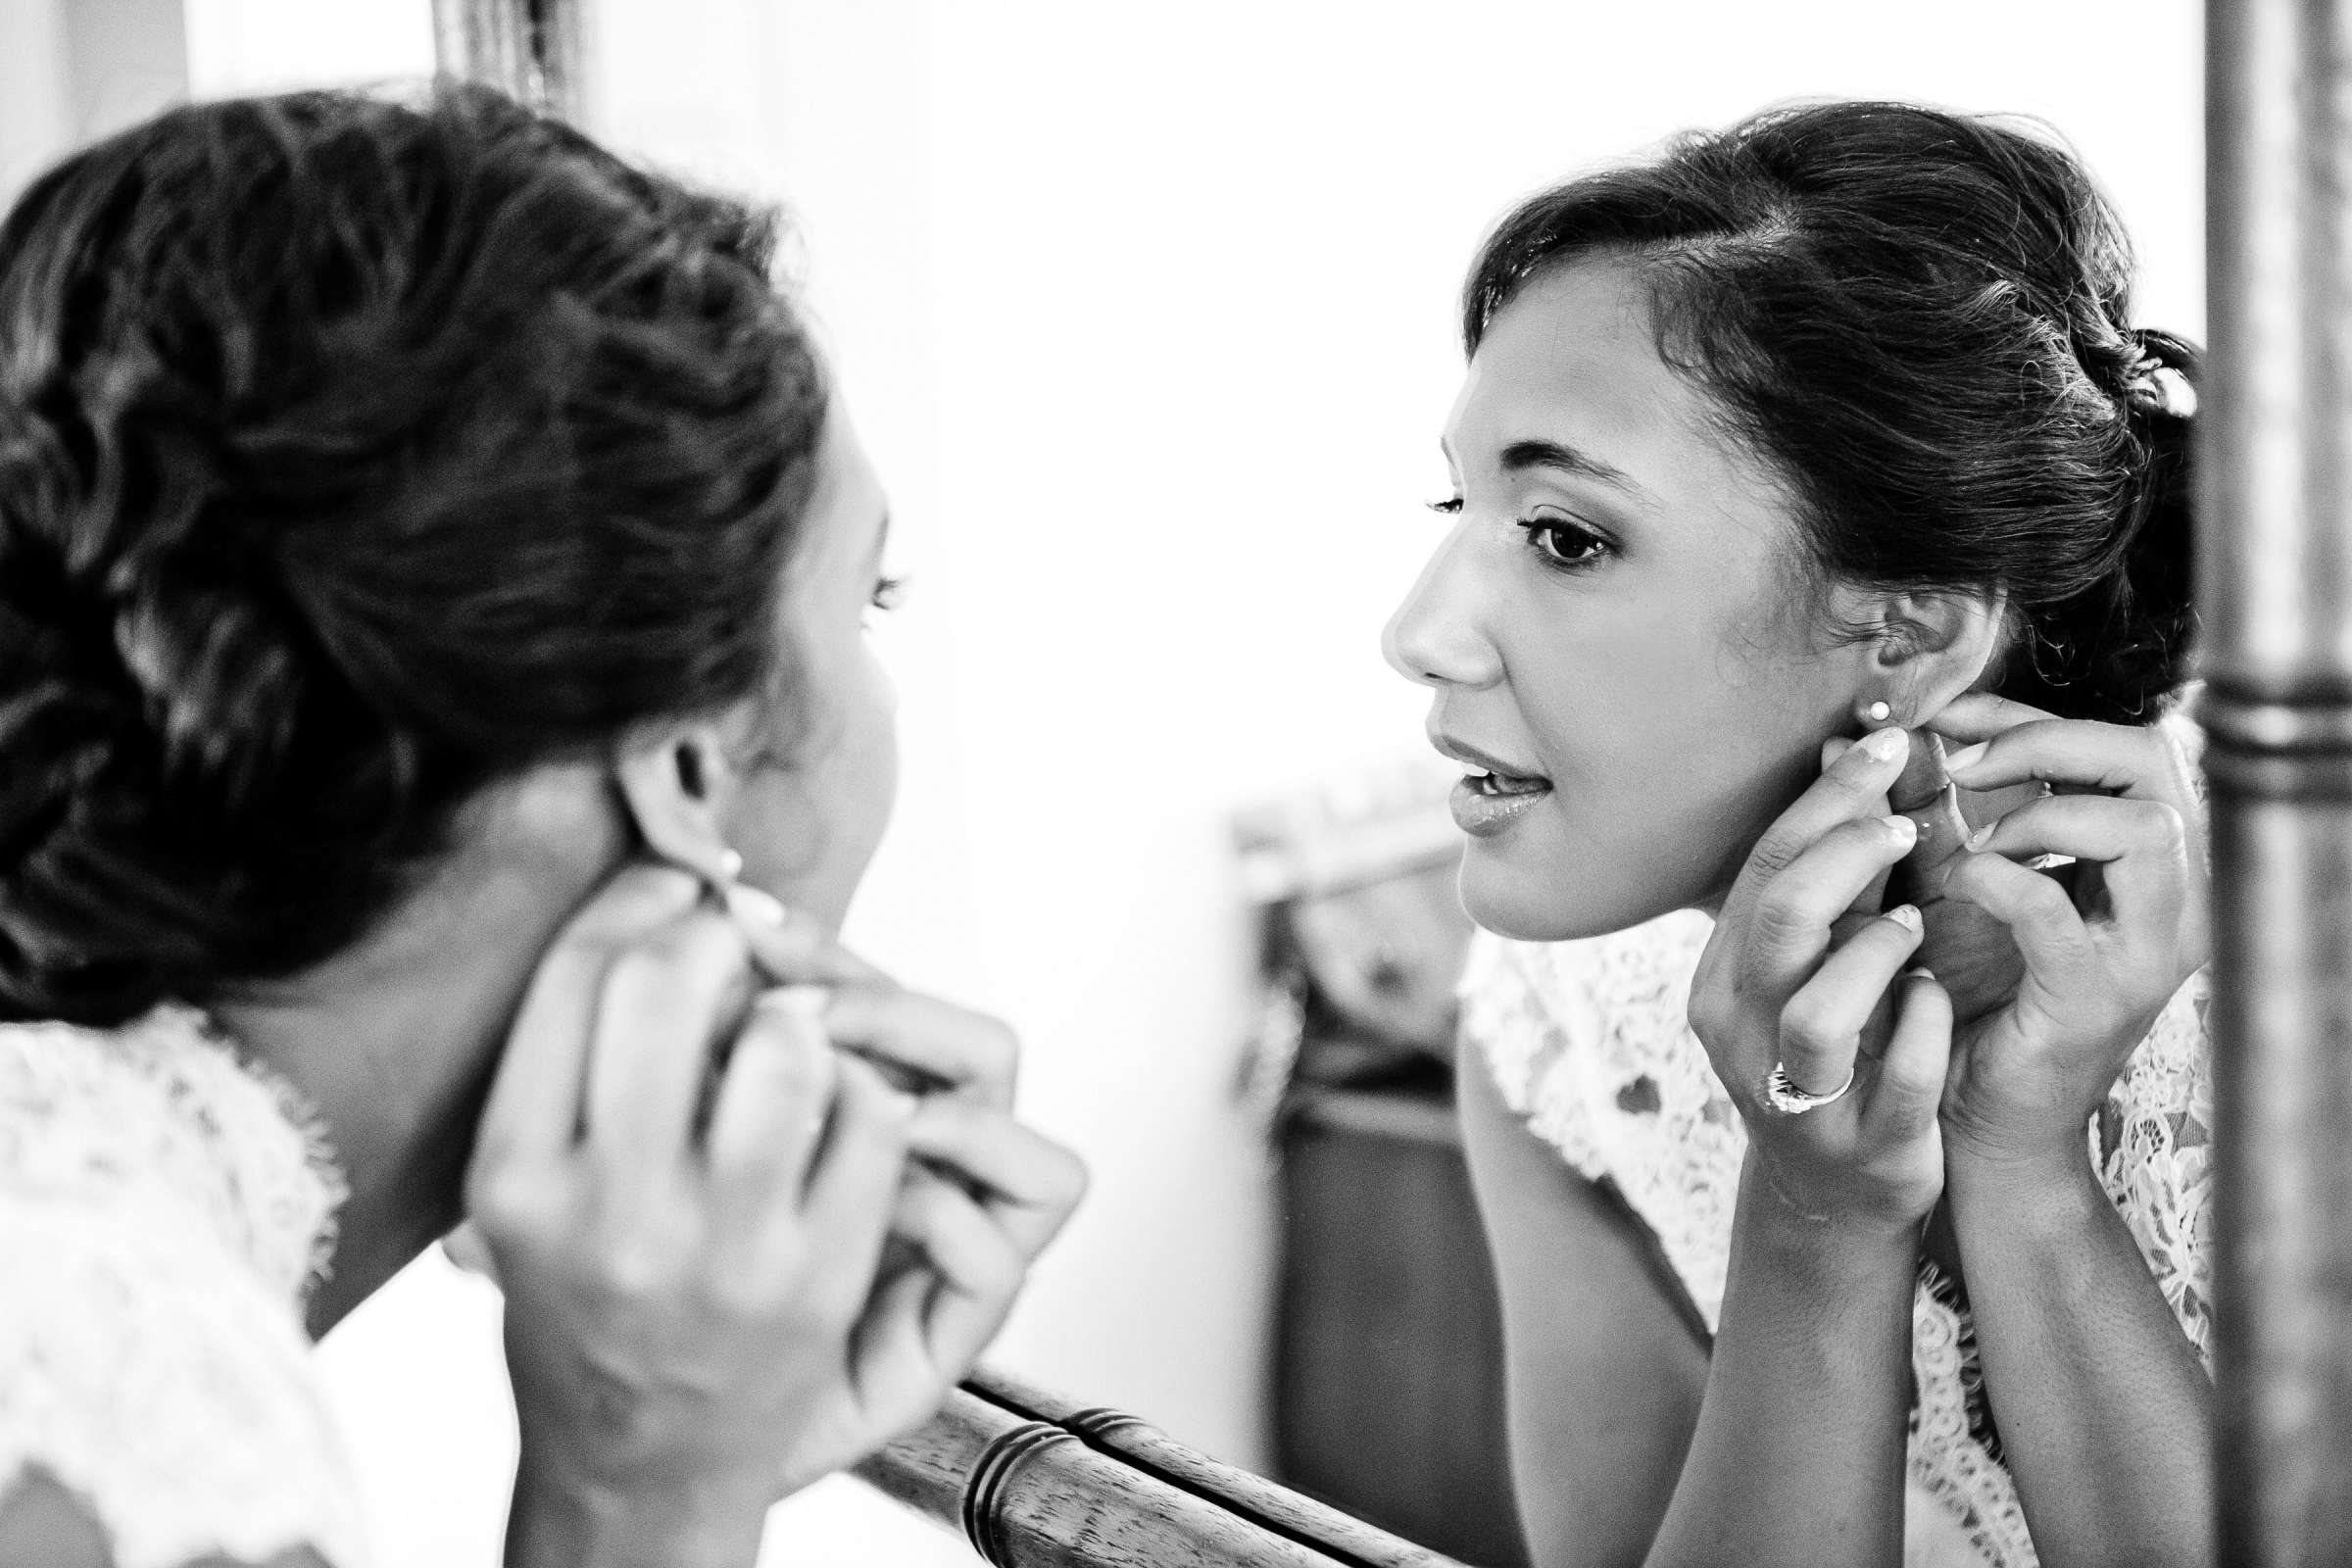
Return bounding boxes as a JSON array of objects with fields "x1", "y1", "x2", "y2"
[
  {"x1": 1464, "y1": 101, "x2": 2196, "y2": 726},
  {"x1": 0, "y1": 86, "x2": 829, "y2": 1026}
]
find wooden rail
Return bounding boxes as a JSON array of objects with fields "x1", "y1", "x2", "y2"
[{"x1": 854, "y1": 1373, "x2": 1470, "y2": 1568}]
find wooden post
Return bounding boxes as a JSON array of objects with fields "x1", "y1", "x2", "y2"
[
  {"x1": 430, "y1": 0, "x2": 579, "y2": 118},
  {"x1": 2207, "y1": 0, "x2": 2352, "y2": 1558}
]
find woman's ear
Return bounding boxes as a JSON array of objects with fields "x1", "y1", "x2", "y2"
[
  {"x1": 1872, "y1": 587, "x2": 2009, "y2": 723},
  {"x1": 612, "y1": 717, "x2": 749, "y2": 886}
]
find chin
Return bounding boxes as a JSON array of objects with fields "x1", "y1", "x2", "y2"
[{"x1": 1455, "y1": 827, "x2": 1733, "y2": 945}]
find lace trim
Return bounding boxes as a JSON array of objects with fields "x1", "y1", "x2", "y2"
[
  {"x1": 0, "y1": 1007, "x2": 366, "y2": 1568},
  {"x1": 1465, "y1": 907, "x2": 2214, "y2": 1568}
]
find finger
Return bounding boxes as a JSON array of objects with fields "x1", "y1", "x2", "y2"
[
  {"x1": 905, "y1": 1100, "x2": 1088, "y2": 1259},
  {"x1": 1942, "y1": 852, "x2": 2098, "y2": 979},
  {"x1": 726, "y1": 889, "x2": 893, "y2": 987},
  {"x1": 891, "y1": 1167, "x2": 1026, "y2": 1376},
  {"x1": 706, "y1": 986, "x2": 840, "y2": 1200},
  {"x1": 845, "y1": 1267, "x2": 953, "y2": 1442},
  {"x1": 1740, "y1": 812, "x2": 1919, "y2": 986},
  {"x1": 1864, "y1": 968, "x2": 1953, "y2": 1142},
  {"x1": 801, "y1": 1054, "x2": 917, "y2": 1318},
  {"x1": 823, "y1": 989, "x2": 1020, "y2": 1109},
  {"x1": 1776, "y1": 904, "x2": 1924, "y2": 1096},
  {"x1": 1941, "y1": 718, "x2": 2188, "y2": 807},
  {"x1": 585, "y1": 909, "x2": 753, "y2": 1171},
  {"x1": 473, "y1": 865, "x2": 702, "y2": 1171},
  {"x1": 1922, "y1": 691, "x2": 2059, "y2": 746},
  {"x1": 1961, "y1": 795, "x2": 2188, "y2": 936},
  {"x1": 1726, "y1": 726, "x2": 1914, "y2": 925}
]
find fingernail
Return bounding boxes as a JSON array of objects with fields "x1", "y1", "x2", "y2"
[
  {"x1": 1862, "y1": 726, "x2": 1908, "y2": 763},
  {"x1": 1943, "y1": 741, "x2": 1989, "y2": 774},
  {"x1": 1885, "y1": 903, "x2": 1922, "y2": 932},
  {"x1": 725, "y1": 880, "x2": 792, "y2": 928},
  {"x1": 1966, "y1": 821, "x2": 1996, "y2": 852},
  {"x1": 756, "y1": 984, "x2": 831, "y2": 1029},
  {"x1": 1883, "y1": 813, "x2": 1919, "y2": 849},
  {"x1": 1902, "y1": 965, "x2": 1936, "y2": 981}
]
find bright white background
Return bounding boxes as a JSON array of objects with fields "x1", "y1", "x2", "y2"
[{"x1": 2, "y1": 4, "x2": 2202, "y2": 1564}]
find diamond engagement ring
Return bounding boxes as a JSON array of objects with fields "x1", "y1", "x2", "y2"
[{"x1": 1763, "y1": 1061, "x2": 1856, "y2": 1114}]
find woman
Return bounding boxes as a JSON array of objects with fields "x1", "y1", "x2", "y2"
[
  {"x1": 0, "y1": 88, "x2": 1084, "y2": 1567},
  {"x1": 1389, "y1": 104, "x2": 2209, "y2": 1567}
]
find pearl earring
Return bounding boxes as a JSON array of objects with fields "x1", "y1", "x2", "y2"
[
  {"x1": 1862, "y1": 701, "x2": 1892, "y2": 723},
  {"x1": 713, "y1": 847, "x2": 789, "y2": 928}
]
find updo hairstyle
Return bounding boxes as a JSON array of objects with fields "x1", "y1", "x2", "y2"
[
  {"x1": 0, "y1": 87, "x2": 829, "y2": 1026},
  {"x1": 1464, "y1": 101, "x2": 2196, "y2": 727}
]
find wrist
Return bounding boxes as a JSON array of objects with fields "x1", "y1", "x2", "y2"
[
  {"x1": 1738, "y1": 1154, "x2": 1928, "y2": 1269},
  {"x1": 1942, "y1": 1136, "x2": 2103, "y2": 1210},
  {"x1": 510, "y1": 1449, "x2": 769, "y2": 1568}
]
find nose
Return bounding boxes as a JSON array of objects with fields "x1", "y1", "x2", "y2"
[{"x1": 1383, "y1": 522, "x2": 1504, "y2": 690}]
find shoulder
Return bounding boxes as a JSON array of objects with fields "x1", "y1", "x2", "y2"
[
  {"x1": 0, "y1": 1008, "x2": 344, "y2": 1299},
  {"x1": 0, "y1": 1013, "x2": 368, "y2": 1568}
]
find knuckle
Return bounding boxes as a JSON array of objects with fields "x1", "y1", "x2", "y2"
[
  {"x1": 1778, "y1": 995, "x2": 1846, "y2": 1060},
  {"x1": 2132, "y1": 800, "x2": 2188, "y2": 858},
  {"x1": 469, "y1": 1165, "x2": 563, "y2": 1240}
]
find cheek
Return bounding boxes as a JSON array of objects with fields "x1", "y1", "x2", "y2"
[
  {"x1": 732, "y1": 645, "x2": 902, "y2": 927},
  {"x1": 1466, "y1": 595, "x2": 1843, "y2": 937}
]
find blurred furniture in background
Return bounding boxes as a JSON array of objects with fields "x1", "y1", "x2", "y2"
[{"x1": 1237, "y1": 764, "x2": 1528, "y2": 1568}]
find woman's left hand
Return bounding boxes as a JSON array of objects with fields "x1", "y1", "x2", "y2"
[{"x1": 1924, "y1": 693, "x2": 2209, "y2": 1171}]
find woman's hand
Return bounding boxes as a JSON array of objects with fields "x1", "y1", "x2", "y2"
[
  {"x1": 725, "y1": 899, "x2": 1087, "y2": 1346},
  {"x1": 465, "y1": 866, "x2": 1068, "y2": 1568},
  {"x1": 1924, "y1": 693, "x2": 2209, "y2": 1174},
  {"x1": 1689, "y1": 726, "x2": 1955, "y2": 1231}
]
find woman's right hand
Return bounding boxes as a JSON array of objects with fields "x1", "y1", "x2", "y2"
[
  {"x1": 1687, "y1": 726, "x2": 1955, "y2": 1231},
  {"x1": 466, "y1": 866, "x2": 1004, "y2": 1568}
]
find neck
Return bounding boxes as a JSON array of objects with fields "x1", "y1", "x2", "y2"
[{"x1": 211, "y1": 772, "x2": 622, "y2": 1338}]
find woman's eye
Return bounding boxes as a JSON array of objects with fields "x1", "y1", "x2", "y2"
[
  {"x1": 1519, "y1": 518, "x2": 1609, "y2": 567},
  {"x1": 1426, "y1": 497, "x2": 1464, "y2": 515},
  {"x1": 868, "y1": 574, "x2": 908, "y2": 614}
]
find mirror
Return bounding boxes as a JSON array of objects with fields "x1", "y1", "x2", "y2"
[{"x1": 0, "y1": 4, "x2": 2207, "y2": 1564}]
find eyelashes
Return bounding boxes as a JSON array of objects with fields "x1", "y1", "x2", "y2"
[
  {"x1": 868, "y1": 574, "x2": 909, "y2": 613},
  {"x1": 1518, "y1": 519, "x2": 1609, "y2": 568},
  {"x1": 1426, "y1": 497, "x2": 1612, "y2": 571}
]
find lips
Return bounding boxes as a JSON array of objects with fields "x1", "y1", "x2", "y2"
[{"x1": 1432, "y1": 734, "x2": 1553, "y2": 838}]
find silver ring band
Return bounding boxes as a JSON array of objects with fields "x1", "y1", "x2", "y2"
[{"x1": 1763, "y1": 1061, "x2": 1856, "y2": 1114}]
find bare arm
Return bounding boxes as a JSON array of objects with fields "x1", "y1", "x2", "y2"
[
  {"x1": 1944, "y1": 1155, "x2": 2212, "y2": 1567},
  {"x1": 1457, "y1": 1057, "x2": 1706, "y2": 1568},
  {"x1": 1929, "y1": 696, "x2": 2216, "y2": 1567},
  {"x1": 1645, "y1": 1158, "x2": 1920, "y2": 1568}
]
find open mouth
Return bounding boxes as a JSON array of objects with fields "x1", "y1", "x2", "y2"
[{"x1": 1460, "y1": 764, "x2": 1551, "y2": 798}]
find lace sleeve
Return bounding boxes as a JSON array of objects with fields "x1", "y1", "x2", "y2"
[
  {"x1": 2095, "y1": 972, "x2": 2215, "y2": 1371},
  {"x1": 1459, "y1": 914, "x2": 1745, "y2": 1331},
  {"x1": 0, "y1": 1013, "x2": 368, "y2": 1568}
]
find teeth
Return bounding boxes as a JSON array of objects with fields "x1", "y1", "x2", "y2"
[{"x1": 1465, "y1": 765, "x2": 1493, "y2": 780}]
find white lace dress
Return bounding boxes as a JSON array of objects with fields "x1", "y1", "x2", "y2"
[
  {"x1": 0, "y1": 1006, "x2": 368, "y2": 1568},
  {"x1": 1463, "y1": 909, "x2": 2211, "y2": 1568}
]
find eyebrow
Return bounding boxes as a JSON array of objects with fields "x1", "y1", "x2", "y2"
[{"x1": 1496, "y1": 438, "x2": 1654, "y2": 501}]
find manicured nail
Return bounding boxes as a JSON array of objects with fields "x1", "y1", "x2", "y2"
[
  {"x1": 1883, "y1": 813, "x2": 1919, "y2": 849},
  {"x1": 1885, "y1": 903, "x2": 1922, "y2": 932},
  {"x1": 1863, "y1": 726, "x2": 1908, "y2": 763},
  {"x1": 725, "y1": 880, "x2": 792, "y2": 927},
  {"x1": 1966, "y1": 821, "x2": 1997, "y2": 852},
  {"x1": 1943, "y1": 741, "x2": 1989, "y2": 774},
  {"x1": 756, "y1": 984, "x2": 831, "y2": 1029},
  {"x1": 1902, "y1": 965, "x2": 1936, "y2": 981}
]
